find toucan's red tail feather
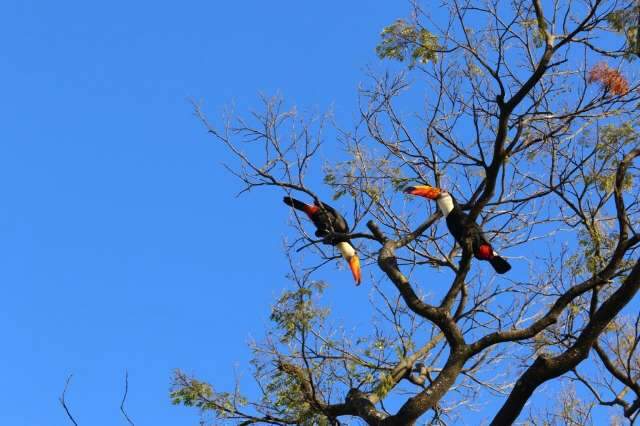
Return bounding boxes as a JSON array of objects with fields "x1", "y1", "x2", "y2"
[
  {"x1": 477, "y1": 244, "x2": 493, "y2": 260},
  {"x1": 283, "y1": 196, "x2": 318, "y2": 216},
  {"x1": 489, "y1": 256, "x2": 511, "y2": 274}
]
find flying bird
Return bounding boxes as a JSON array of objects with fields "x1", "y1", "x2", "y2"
[
  {"x1": 403, "y1": 185, "x2": 511, "y2": 274},
  {"x1": 283, "y1": 196, "x2": 362, "y2": 285}
]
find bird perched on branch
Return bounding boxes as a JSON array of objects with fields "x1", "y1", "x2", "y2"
[
  {"x1": 283, "y1": 196, "x2": 362, "y2": 285},
  {"x1": 403, "y1": 185, "x2": 511, "y2": 274}
]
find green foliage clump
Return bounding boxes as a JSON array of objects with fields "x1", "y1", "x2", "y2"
[
  {"x1": 263, "y1": 366, "x2": 315, "y2": 423},
  {"x1": 171, "y1": 279, "x2": 334, "y2": 424},
  {"x1": 170, "y1": 374, "x2": 214, "y2": 407},
  {"x1": 578, "y1": 226, "x2": 617, "y2": 274},
  {"x1": 260, "y1": 281, "x2": 337, "y2": 425},
  {"x1": 270, "y1": 280, "x2": 328, "y2": 343},
  {"x1": 606, "y1": 7, "x2": 640, "y2": 58},
  {"x1": 582, "y1": 122, "x2": 638, "y2": 193},
  {"x1": 521, "y1": 19, "x2": 546, "y2": 48},
  {"x1": 596, "y1": 122, "x2": 638, "y2": 161},
  {"x1": 323, "y1": 160, "x2": 356, "y2": 201},
  {"x1": 323, "y1": 154, "x2": 408, "y2": 203},
  {"x1": 373, "y1": 373, "x2": 396, "y2": 399},
  {"x1": 170, "y1": 370, "x2": 246, "y2": 417},
  {"x1": 376, "y1": 19, "x2": 440, "y2": 67}
]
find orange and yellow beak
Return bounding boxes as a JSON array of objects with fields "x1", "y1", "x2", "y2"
[
  {"x1": 403, "y1": 185, "x2": 442, "y2": 200},
  {"x1": 349, "y1": 255, "x2": 361, "y2": 286}
]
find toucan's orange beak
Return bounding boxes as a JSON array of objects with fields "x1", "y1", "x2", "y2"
[
  {"x1": 349, "y1": 255, "x2": 361, "y2": 286},
  {"x1": 403, "y1": 185, "x2": 442, "y2": 200}
]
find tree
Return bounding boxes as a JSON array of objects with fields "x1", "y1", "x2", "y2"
[{"x1": 171, "y1": 0, "x2": 640, "y2": 424}]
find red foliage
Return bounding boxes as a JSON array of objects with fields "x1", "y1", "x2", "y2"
[{"x1": 587, "y1": 62, "x2": 629, "y2": 96}]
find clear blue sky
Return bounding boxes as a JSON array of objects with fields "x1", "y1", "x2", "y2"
[{"x1": 0, "y1": 1, "x2": 412, "y2": 424}]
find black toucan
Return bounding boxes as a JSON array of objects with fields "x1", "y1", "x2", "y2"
[
  {"x1": 403, "y1": 185, "x2": 511, "y2": 274},
  {"x1": 283, "y1": 196, "x2": 361, "y2": 285}
]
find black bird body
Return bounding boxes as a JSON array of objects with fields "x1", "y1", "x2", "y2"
[
  {"x1": 283, "y1": 196, "x2": 361, "y2": 284},
  {"x1": 283, "y1": 196, "x2": 349, "y2": 239},
  {"x1": 404, "y1": 186, "x2": 511, "y2": 274}
]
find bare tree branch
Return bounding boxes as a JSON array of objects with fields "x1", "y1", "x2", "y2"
[
  {"x1": 121, "y1": 370, "x2": 135, "y2": 426},
  {"x1": 59, "y1": 375, "x2": 79, "y2": 426}
]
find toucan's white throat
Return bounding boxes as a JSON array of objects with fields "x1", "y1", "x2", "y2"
[
  {"x1": 436, "y1": 194, "x2": 454, "y2": 217},
  {"x1": 336, "y1": 241, "x2": 356, "y2": 260}
]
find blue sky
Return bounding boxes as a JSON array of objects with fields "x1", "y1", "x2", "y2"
[{"x1": 0, "y1": 1, "x2": 413, "y2": 424}]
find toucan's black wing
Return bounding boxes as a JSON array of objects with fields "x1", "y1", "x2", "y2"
[
  {"x1": 315, "y1": 229, "x2": 329, "y2": 238},
  {"x1": 447, "y1": 210, "x2": 487, "y2": 251},
  {"x1": 471, "y1": 226, "x2": 491, "y2": 252},
  {"x1": 330, "y1": 213, "x2": 349, "y2": 234},
  {"x1": 315, "y1": 201, "x2": 338, "y2": 214},
  {"x1": 315, "y1": 201, "x2": 350, "y2": 233}
]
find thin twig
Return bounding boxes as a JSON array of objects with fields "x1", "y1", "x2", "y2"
[
  {"x1": 121, "y1": 370, "x2": 135, "y2": 426},
  {"x1": 59, "y1": 375, "x2": 79, "y2": 426}
]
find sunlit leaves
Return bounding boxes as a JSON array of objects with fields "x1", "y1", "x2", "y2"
[
  {"x1": 581, "y1": 122, "x2": 638, "y2": 194},
  {"x1": 170, "y1": 370, "x2": 247, "y2": 418},
  {"x1": 521, "y1": 19, "x2": 546, "y2": 48},
  {"x1": 270, "y1": 281, "x2": 328, "y2": 344},
  {"x1": 578, "y1": 226, "x2": 618, "y2": 274},
  {"x1": 264, "y1": 365, "x2": 315, "y2": 423},
  {"x1": 323, "y1": 155, "x2": 408, "y2": 203},
  {"x1": 373, "y1": 373, "x2": 396, "y2": 399},
  {"x1": 597, "y1": 122, "x2": 638, "y2": 161},
  {"x1": 606, "y1": 6, "x2": 640, "y2": 58},
  {"x1": 170, "y1": 373, "x2": 214, "y2": 407},
  {"x1": 376, "y1": 19, "x2": 440, "y2": 67}
]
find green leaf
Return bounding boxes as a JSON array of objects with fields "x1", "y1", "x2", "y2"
[{"x1": 376, "y1": 19, "x2": 440, "y2": 68}]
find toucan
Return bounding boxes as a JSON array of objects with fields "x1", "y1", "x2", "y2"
[
  {"x1": 283, "y1": 196, "x2": 362, "y2": 285},
  {"x1": 403, "y1": 185, "x2": 511, "y2": 274}
]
